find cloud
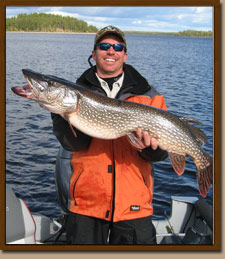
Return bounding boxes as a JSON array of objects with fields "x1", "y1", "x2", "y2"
[
  {"x1": 132, "y1": 20, "x2": 142, "y2": 25},
  {"x1": 6, "y1": 6, "x2": 212, "y2": 32},
  {"x1": 195, "y1": 7, "x2": 211, "y2": 13},
  {"x1": 46, "y1": 10, "x2": 79, "y2": 18}
]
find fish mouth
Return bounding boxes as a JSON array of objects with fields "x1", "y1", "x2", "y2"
[
  {"x1": 11, "y1": 69, "x2": 38, "y2": 99},
  {"x1": 12, "y1": 69, "x2": 43, "y2": 99},
  {"x1": 22, "y1": 68, "x2": 42, "y2": 86},
  {"x1": 22, "y1": 69, "x2": 35, "y2": 89},
  {"x1": 11, "y1": 85, "x2": 34, "y2": 99}
]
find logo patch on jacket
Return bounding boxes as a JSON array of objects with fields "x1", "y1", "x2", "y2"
[{"x1": 130, "y1": 205, "x2": 140, "y2": 211}]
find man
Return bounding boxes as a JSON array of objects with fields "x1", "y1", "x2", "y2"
[{"x1": 51, "y1": 25, "x2": 168, "y2": 244}]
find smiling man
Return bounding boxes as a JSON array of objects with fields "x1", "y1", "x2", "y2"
[
  {"x1": 51, "y1": 25, "x2": 168, "y2": 244},
  {"x1": 92, "y1": 32, "x2": 128, "y2": 78}
]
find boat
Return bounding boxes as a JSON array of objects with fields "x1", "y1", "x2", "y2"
[
  {"x1": 6, "y1": 185, "x2": 213, "y2": 245},
  {"x1": 5, "y1": 146, "x2": 213, "y2": 245},
  {"x1": 152, "y1": 196, "x2": 213, "y2": 244}
]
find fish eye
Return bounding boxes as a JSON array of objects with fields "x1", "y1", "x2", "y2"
[
  {"x1": 38, "y1": 83, "x2": 45, "y2": 92},
  {"x1": 48, "y1": 80, "x2": 55, "y2": 85},
  {"x1": 38, "y1": 81, "x2": 48, "y2": 92}
]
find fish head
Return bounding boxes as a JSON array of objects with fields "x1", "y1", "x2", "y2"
[
  {"x1": 22, "y1": 69, "x2": 51, "y2": 99},
  {"x1": 22, "y1": 69, "x2": 64, "y2": 102},
  {"x1": 12, "y1": 69, "x2": 79, "y2": 114}
]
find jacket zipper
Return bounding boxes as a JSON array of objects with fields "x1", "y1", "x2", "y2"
[
  {"x1": 110, "y1": 141, "x2": 116, "y2": 223},
  {"x1": 72, "y1": 170, "x2": 82, "y2": 206}
]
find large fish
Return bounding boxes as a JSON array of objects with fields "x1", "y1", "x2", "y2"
[{"x1": 12, "y1": 69, "x2": 213, "y2": 197}]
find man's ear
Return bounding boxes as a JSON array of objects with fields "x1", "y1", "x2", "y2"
[
  {"x1": 123, "y1": 52, "x2": 128, "y2": 63},
  {"x1": 92, "y1": 50, "x2": 96, "y2": 61}
]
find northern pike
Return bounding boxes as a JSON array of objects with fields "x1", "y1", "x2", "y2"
[{"x1": 12, "y1": 69, "x2": 213, "y2": 197}]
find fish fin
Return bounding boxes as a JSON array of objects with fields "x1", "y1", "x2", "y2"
[
  {"x1": 63, "y1": 113, "x2": 77, "y2": 138},
  {"x1": 179, "y1": 117, "x2": 207, "y2": 145},
  {"x1": 126, "y1": 133, "x2": 146, "y2": 151},
  {"x1": 168, "y1": 152, "x2": 186, "y2": 175},
  {"x1": 179, "y1": 116, "x2": 203, "y2": 126},
  {"x1": 187, "y1": 124, "x2": 207, "y2": 145},
  {"x1": 191, "y1": 126, "x2": 207, "y2": 145},
  {"x1": 69, "y1": 122, "x2": 77, "y2": 138},
  {"x1": 196, "y1": 155, "x2": 213, "y2": 198}
]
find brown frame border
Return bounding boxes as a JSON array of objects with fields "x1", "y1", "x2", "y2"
[{"x1": 0, "y1": 0, "x2": 221, "y2": 251}]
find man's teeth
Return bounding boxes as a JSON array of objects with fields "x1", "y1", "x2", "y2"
[{"x1": 105, "y1": 59, "x2": 115, "y2": 62}]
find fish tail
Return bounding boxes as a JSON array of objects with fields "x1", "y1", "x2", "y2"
[{"x1": 196, "y1": 153, "x2": 213, "y2": 198}]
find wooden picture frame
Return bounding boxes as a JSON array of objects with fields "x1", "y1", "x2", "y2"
[{"x1": 0, "y1": 0, "x2": 221, "y2": 251}]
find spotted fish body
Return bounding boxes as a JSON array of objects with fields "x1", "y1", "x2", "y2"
[{"x1": 12, "y1": 69, "x2": 213, "y2": 197}]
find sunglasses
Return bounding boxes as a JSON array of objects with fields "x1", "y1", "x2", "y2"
[{"x1": 96, "y1": 43, "x2": 126, "y2": 52}]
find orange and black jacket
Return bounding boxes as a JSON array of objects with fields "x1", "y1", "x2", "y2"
[{"x1": 51, "y1": 64, "x2": 168, "y2": 222}]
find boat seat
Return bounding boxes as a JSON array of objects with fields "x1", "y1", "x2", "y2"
[
  {"x1": 159, "y1": 234, "x2": 184, "y2": 244},
  {"x1": 182, "y1": 227, "x2": 212, "y2": 244},
  {"x1": 6, "y1": 186, "x2": 36, "y2": 244}
]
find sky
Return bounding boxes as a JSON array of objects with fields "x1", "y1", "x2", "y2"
[{"x1": 6, "y1": 6, "x2": 213, "y2": 32}]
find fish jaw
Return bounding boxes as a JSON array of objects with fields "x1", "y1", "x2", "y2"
[
  {"x1": 14, "y1": 69, "x2": 79, "y2": 115},
  {"x1": 11, "y1": 85, "x2": 34, "y2": 99},
  {"x1": 22, "y1": 69, "x2": 48, "y2": 99}
]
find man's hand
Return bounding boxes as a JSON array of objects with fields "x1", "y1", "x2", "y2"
[{"x1": 136, "y1": 128, "x2": 158, "y2": 150}]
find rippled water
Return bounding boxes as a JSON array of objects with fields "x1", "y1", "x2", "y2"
[{"x1": 6, "y1": 32, "x2": 213, "y2": 219}]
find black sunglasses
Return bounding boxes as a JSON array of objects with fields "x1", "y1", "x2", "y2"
[{"x1": 96, "y1": 43, "x2": 126, "y2": 52}]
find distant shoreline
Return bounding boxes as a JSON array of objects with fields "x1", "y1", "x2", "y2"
[
  {"x1": 6, "y1": 30, "x2": 212, "y2": 38},
  {"x1": 6, "y1": 31, "x2": 96, "y2": 35},
  {"x1": 6, "y1": 13, "x2": 212, "y2": 38}
]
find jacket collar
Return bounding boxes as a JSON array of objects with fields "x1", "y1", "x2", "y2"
[
  {"x1": 122, "y1": 64, "x2": 151, "y2": 95},
  {"x1": 83, "y1": 64, "x2": 151, "y2": 95}
]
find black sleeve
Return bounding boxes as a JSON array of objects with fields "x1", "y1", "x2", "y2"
[
  {"x1": 139, "y1": 146, "x2": 168, "y2": 162},
  {"x1": 51, "y1": 113, "x2": 92, "y2": 152}
]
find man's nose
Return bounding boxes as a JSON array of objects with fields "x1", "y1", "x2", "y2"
[{"x1": 107, "y1": 46, "x2": 115, "y2": 53}]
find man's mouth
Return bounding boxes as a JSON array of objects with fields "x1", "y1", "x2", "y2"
[{"x1": 105, "y1": 58, "x2": 115, "y2": 62}]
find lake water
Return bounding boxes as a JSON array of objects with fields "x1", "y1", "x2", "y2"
[{"x1": 5, "y1": 32, "x2": 213, "y2": 220}]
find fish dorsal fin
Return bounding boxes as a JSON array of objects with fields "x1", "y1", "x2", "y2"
[
  {"x1": 126, "y1": 132, "x2": 146, "y2": 151},
  {"x1": 178, "y1": 117, "x2": 203, "y2": 126},
  {"x1": 168, "y1": 152, "x2": 186, "y2": 175},
  {"x1": 179, "y1": 117, "x2": 207, "y2": 145},
  {"x1": 186, "y1": 124, "x2": 207, "y2": 145}
]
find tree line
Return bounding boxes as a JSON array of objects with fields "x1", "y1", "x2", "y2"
[
  {"x1": 6, "y1": 13, "x2": 212, "y2": 38},
  {"x1": 125, "y1": 30, "x2": 212, "y2": 38},
  {"x1": 6, "y1": 13, "x2": 98, "y2": 33},
  {"x1": 176, "y1": 30, "x2": 212, "y2": 37}
]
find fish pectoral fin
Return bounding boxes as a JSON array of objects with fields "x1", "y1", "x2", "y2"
[
  {"x1": 126, "y1": 133, "x2": 146, "y2": 151},
  {"x1": 68, "y1": 122, "x2": 77, "y2": 138},
  {"x1": 168, "y1": 152, "x2": 186, "y2": 175},
  {"x1": 63, "y1": 113, "x2": 77, "y2": 138}
]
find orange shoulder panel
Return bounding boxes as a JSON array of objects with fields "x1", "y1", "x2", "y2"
[{"x1": 126, "y1": 94, "x2": 167, "y2": 111}]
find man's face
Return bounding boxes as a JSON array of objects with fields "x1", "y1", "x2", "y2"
[{"x1": 92, "y1": 35, "x2": 128, "y2": 78}]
